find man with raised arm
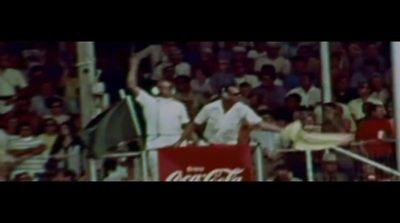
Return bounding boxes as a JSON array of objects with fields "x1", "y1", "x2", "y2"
[{"x1": 127, "y1": 55, "x2": 190, "y2": 181}]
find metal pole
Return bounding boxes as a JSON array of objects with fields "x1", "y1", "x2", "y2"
[
  {"x1": 390, "y1": 42, "x2": 400, "y2": 170},
  {"x1": 255, "y1": 144, "x2": 264, "y2": 181},
  {"x1": 305, "y1": 150, "x2": 314, "y2": 182},
  {"x1": 320, "y1": 42, "x2": 332, "y2": 103}
]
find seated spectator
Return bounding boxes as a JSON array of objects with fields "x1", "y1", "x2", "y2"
[
  {"x1": 1, "y1": 117, "x2": 20, "y2": 142},
  {"x1": 174, "y1": 75, "x2": 207, "y2": 119},
  {"x1": 350, "y1": 58, "x2": 381, "y2": 89},
  {"x1": 50, "y1": 122, "x2": 86, "y2": 177},
  {"x1": 321, "y1": 103, "x2": 351, "y2": 133},
  {"x1": 239, "y1": 82, "x2": 255, "y2": 106},
  {"x1": 51, "y1": 168, "x2": 77, "y2": 182},
  {"x1": 297, "y1": 45, "x2": 321, "y2": 79},
  {"x1": 254, "y1": 42, "x2": 291, "y2": 76},
  {"x1": 331, "y1": 51, "x2": 350, "y2": 82},
  {"x1": 370, "y1": 75, "x2": 389, "y2": 104},
  {"x1": 314, "y1": 98, "x2": 357, "y2": 132},
  {"x1": 12, "y1": 172, "x2": 33, "y2": 182},
  {"x1": 170, "y1": 48, "x2": 191, "y2": 77},
  {"x1": 314, "y1": 152, "x2": 349, "y2": 181},
  {"x1": 197, "y1": 48, "x2": 218, "y2": 74},
  {"x1": 234, "y1": 61, "x2": 260, "y2": 88},
  {"x1": 1, "y1": 96, "x2": 43, "y2": 134},
  {"x1": 59, "y1": 62, "x2": 80, "y2": 114},
  {"x1": 31, "y1": 81, "x2": 65, "y2": 117},
  {"x1": 43, "y1": 98, "x2": 71, "y2": 125},
  {"x1": 260, "y1": 65, "x2": 283, "y2": 86},
  {"x1": 334, "y1": 76, "x2": 358, "y2": 104},
  {"x1": 190, "y1": 66, "x2": 213, "y2": 97},
  {"x1": 7, "y1": 122, "x2": 46, "y2": 178},
  {"x1": 253, "y1": 72, "x2": 286, "y2": 111},
  {"x1": 352, "y1": 43, "x2": 386, "y2": 74},
  {"x1": 274, "y1": 94, "x2": 302, "y2": 123},
  {"x1": 0, "y1": 53, "x2": 28, "y2": 115},
  {"x1": 287, "y1": 73, "x2": 322, "y2": 107},
  {"x1": 283, "y1": 56, "x2": 307, "y2": 90},
  {"x1": 356, "y1": 104, "x2": 394, "y2": 169},
  {"x1": 348, "y1": 82, "x2": 382, "y2": 121},
  {"x1": 266, "y1": 164, "x2": 302, "y2": 182},
  {"x1": 209, "y1": 58, "x2": 235, "y2": 93},
  {"x1": 247, "y1": 42, "x2": 267, "y2": 60},
  {"x1": 280, "y1": 42, "x2": 300, "y2": 59},
  {"x1": 38, "y1": 119, "x2": 59, "y2": 157},
  {"x1": 232, "y1": 46, "x2": 247, "y2": 62}
]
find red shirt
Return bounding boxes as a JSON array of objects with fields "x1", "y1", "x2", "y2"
[{"x1": 356, "y1": 118, "x2": 393, "y2": 158}]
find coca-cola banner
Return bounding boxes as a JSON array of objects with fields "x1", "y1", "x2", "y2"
[{"x1": 158, "y1": 144, "x2": 255, "y2": 182}]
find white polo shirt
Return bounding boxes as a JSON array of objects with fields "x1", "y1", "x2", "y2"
[
  {"x1": 348, "y1": 97, "x2": 383, "y2": 120},
  {"x1": 136, "y1": 89, "x2": 190, "y2": 145},
  {"x1": 194, "y1": 100, "x2": 262, "y2": 144},
  {"x1": 254, "y1": 57, "x2": 291, "y2": 75},
  {"x1": 8, "y1": 136, "x2": 46, "y2": 174},
  {"x1": 287, "y1": 86, "x2": 322, "y2": 107},
  {"x1": 0, "y1": 68, "x2": 28, "y2": 114}
]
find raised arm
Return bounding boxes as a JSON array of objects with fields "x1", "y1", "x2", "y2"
[{"x1": 127, "y1": 55, "x2": 141, "y2": 96}]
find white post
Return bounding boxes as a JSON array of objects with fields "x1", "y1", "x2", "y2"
[
  {"x1": 305, "y1": 150, "x2": 314, "y2": 182},
  {"x1": 320, "y1": 42, "x2": 332, "y2": 103},
  {"x1": 391, "y1": 42, "x2": 400, "y2": 171},
  {"x1": 255, "y1": 145, "x2": 264, "y2": 181},
  {"x1": 89, "y1": 159, "x2": 98, "y2": 182}
]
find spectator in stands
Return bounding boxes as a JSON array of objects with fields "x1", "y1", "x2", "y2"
[
  {"x1": 254, "y1": 42, "x2": 291, "y2": 76},
  {"x1": 348, "y1": 82, "x2": 382, "y2": 122},
  {"x1": 13, "y1": 172, "x2": 33, "y2": 182},
  {"x1": 284, "y1": 56, "x2": 307, "y2": 90},
  {"x1": 253, "y1": 72, "x2": 286, "y2": 111},
  {"x1": 352, "y1": 43, "x2": 386, "y2": 73},
  {"x1": 209, "y1": 58, "x2": 235, "y2": 93},
  {"x1": 356, "y1": 104, "x2": 394, "y2": 167},
  {"x1": 331, "y1": 51, "x2": 350, "y2": 82},
  {"x1": 334, "y1": 76, "x2": 358, "y2": 104},
  {"x1": 297, "y1": 45, "x2": 321, "y2": 78},
  {"x1": 7, "y1": 122, "x2": 46, "y2": 178},
  {"x1": 59, "y1": 61, "x2": 79, "y2": 114},
  {"x1": 190, "y1": 66, "x2": 213, "y2": 97},
  {"x1": 169, "y1": 48, "x2": 191, "y2": 77},
  {"x1": 274, "y1": 94, "x2": 302, "y2": 123},
  {"x1": 198, "y1": 48, "x2": 218, "y2": 74},
  {"x1": 266, "y1": 164, "x2": 302, "y2": 182},
  {"x1": 51, "y1": 169, "x2": 77, "y2": 182},
  {"x1": 50, "y1": 122, "x2": 86, "y2": 178},
  {"x1": 314, "y1": 152, "x2": 349, "y2": 181},
  {"x1": 287, "y1": 73, "x2": 322, "y2": 107},
  {"x1": 260, "y1": 65, "x2": 283, "y2": 86},
  {"x1": 31, "y1": 81, "x2": 65, "y2": 117},
  {"x1": 1, "y1": 117, "x2": 19, "y2": 142},
  {"x1": 232, "y1": 46, "x2": 247, "y2": 62},
  {"x1": 234, "y1": 61, "x2": 260, "y2": 88},
  {"x1": 350, "y1": 58, "x2": 381, "y2": 89},
  {"x1": 135, "y1": 42, "x2": 176, "y2": 72},
  {"x1": 247, "y1": 42, "x2": 267, "y2": 60},
  {"x1": 370, "y1": 75, "x2": 389, "y2": 104},
  {"x1": 44, "y1": 98, "x2": 70, "y2": 125},
  {"x1": 239, "y1": 82, "x2": 256, "y2": 106},
  {"x1": 322, "y1": 103, "x2": 351, "y2": 133},
  {"x1": 280, "y1": 42, "x2": 300, "y2": 59},
  {"x1": 1, "y1": 96, "x2": 43, "y2": 134},
  {"x1": 38, "y1": 119, "x2": 59, "y2": 157},
  {"x1": 174, "y1": 75, "x2": 207, "y2": 119},
  {"x1": 0, "y1": 53, "x2": 28, "y2": 115}
]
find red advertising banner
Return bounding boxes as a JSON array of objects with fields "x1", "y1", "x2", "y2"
[{"x1": 158, "y1": 144, "x2": 255, "y2": 182}]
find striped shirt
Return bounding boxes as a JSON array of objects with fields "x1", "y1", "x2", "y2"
[{"x1": 9, "y1": 136, "x2": 46, "y2": 174}]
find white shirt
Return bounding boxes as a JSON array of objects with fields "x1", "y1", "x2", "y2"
[
  {"x1": 136, "y1": 89, "x2": 190, "y2": 139},
  {"x1": 287, "y1": 86, "x2": 322, "y2": 107},
  {"x1": 191, "y1": 79, "x2": 213, "y2": 95},
  {"x1": 370, "y1": 89, "x2": 389, "y2": 104},
  {"x1": 152, "y1": 62, "x2": 191, "y2": 81},
  {"x1": 247, "y1": 50, "x2": 267, "y2": 60},
  {"x1": 254, "y1": 57, "x2": 291, "y2": 75},
  {"x1": 348, "y1": 97, "x2": 383, "y2": 120},
  {"x1": 0, "y1": 129, "x2": 7, "y2": 161},
  {"x1": 43, "y1": 114, "x2": 70, "y2": 125},
  {"x1": 194, "y1": 100, "x2": 262, "y2": 144},
  {"x1": 9, "y1": 136, "x2": 46, "y2": 174},
  {"x1": 0, "y1": 68, "x2": 28, "y2": 114},
  {"x1": 235, "y1": 74, "x2": 261, "y2": 88}
]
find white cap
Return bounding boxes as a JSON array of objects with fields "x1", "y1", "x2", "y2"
[{"x1": 322, "y1": 152, "x2": 337, "y2": 162}]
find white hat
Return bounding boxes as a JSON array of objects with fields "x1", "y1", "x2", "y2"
[
  {"x1": 322, "y1": 152, "x2": 337, "y2": 162},
  {"x1": 266, "y1": 42, "x2": 282, "y2": 48}
]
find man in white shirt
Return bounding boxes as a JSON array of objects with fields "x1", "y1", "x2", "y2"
[
  {"x1": 174, "y1": 85, "x2": 283, "y2": 146},
  {"x1": 348, "y1": 82, "x2": 383, "y2": 121},
  {"x1": 234, "y1": 61, "x2": 260, "y2": 88},
  {"x1": 127, "y1": 55, "x2": 190, "y2": 181},
  {"x1": 287, "y1": 73, "x2": 322, "y2": 107},
  {"x1": 43, "y1": 99, "x2": 70, "y2": 125},
  {"x1": 0, "y1": 54, "x2": 28, "y2": 115},
  {"x1": 254, "y1": 42, "x2": 291, "y2": 76}
]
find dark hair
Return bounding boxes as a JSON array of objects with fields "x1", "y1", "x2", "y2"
[
  {"x1": 193, "y1": 65, "x2": 212, "y2": 77},
  {"x1": 55, "y1": 169, "x2": 77, "y2": 181},
  {"x1": 357, "y1": 81, "x2": 370, "y2": 89},
  {"x1": 239, "y1": 82, "x2": 251, "y2": 88},
  {"x1": 260, "y1": 64, "x2": 276, "y2": 74},
  {"x1": 40, "y1": 118, "x2": 59, "y2": 134},
  {"x1": 29, "y1": 65, "x2": 44, "y2": 74},
  {"x1": 174, "y1": 75, "x2": 191, "y2": 84},
  {"x1": 364, "y1": 58, "x2": 379, "y2": 68},
  {"x1": 260, "y1": 72, "x2": 277, "y2": 81},
  {"x1": 365, "y1": 103, "x2": 383, "y2": 117},
  {"x1": 299, "y1": 106, "x2": 314, "y2": 112},
  {"x1": 220, "y1": 84, "x2": 238, "y2": 95},
  {"x1": 17, "y1": 95, "x2": 30, "y2": 103},
  {"x1": 323, "y1": 103, "x2": 337, "y2": 109},
  {"x1": 286, "y1": 94, "x2": 302, "y2": 103},
  {"x1": 291, "y1": 56, "x2": 308, "y2": 64}
]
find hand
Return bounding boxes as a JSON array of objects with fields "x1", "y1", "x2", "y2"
[{"x1": 172, "y1": 140, "x2": 184, "y2": 148}]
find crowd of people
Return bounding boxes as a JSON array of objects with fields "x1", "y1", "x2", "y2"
[{"x1": 0, "y1": 41, "x2": 396, "y2": 181}]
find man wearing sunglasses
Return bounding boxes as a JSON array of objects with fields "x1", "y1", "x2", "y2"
[{"x1": 175, "y1": 84, "x2": 283, "y2": 146}]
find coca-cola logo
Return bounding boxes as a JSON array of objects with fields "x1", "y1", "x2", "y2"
[{"x1": 165, "y1": 166, "x2": 245, "y2": 182}]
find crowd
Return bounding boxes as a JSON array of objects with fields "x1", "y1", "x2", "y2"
[{"x1": 0, "y1": 41, "x2": 396, "y2": 181}]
